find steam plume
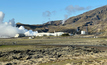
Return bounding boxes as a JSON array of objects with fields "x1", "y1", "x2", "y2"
[
  {"x1": 42, "y1": 11, "x2": 56, "y2": 17},
  {"x1": 65, "y1": 5, "x2": 91, "y2": 14},
  {"x1": 0, "y1": 11, "x2": 38, "y2": 38},
  {"x1": 0, "y1": 11, "x2": 5, "y2": 23},
  {"x1": 42, "y1": 11, "x2": 51, "y2": 17},
  {"x1": 61, "y1": 5, "x2": 91, "y2": 24},
  {"x1": 62, "y1": 15, "x2": 68, "y2": 24},
  {"x1": 42, "y1": 11, "x2": 56, "y2": 24},
  {"x1": 0, "y1": 11, "x2": 24, "y2": 38}
]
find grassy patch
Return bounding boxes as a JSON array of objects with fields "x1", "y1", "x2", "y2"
[
  {"x1": 0, "y1": 45, "x2": 60, "y2": 52},
  {"x1": 0, "y1": 45, "x2": 40, "y2": 52}
]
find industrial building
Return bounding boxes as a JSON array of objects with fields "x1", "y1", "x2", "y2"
[
  {"x1": 14, "y1": 32, "x2": 65, "y2": 37},
  {"x1": 35, "y1": 32, "x2": 65, "y2": 37},
  {"x1": 14, "y1": 34, "x2": 25, "y2": 37}
]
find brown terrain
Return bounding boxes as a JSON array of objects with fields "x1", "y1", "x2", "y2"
[
  {"x1": 0, "y1": 37, "x2": 107, "y2": 65},
  {"x1": 17, "y1": 5, "x2": 107, "y2": 36}
]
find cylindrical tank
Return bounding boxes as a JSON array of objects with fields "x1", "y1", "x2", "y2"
[{"x1": 81, "y1": 31, "x2": 85, "y2": 34}]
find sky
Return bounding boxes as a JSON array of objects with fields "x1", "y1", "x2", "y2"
[{"x1": 0, "y1": 0, "x2": 107, "y2": 25}]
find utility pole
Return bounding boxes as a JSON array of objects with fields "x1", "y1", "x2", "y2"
[{"x1": 86, "y1": 26, "x2": 88, "y2": 35}]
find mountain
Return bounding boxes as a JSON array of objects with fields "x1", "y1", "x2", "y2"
[
  {"x1": 64, "y1": 5, "x2": 107, "y2": 35},
  {"x1": 16, "y1": 5, "x2": 107, "y2": 36}
]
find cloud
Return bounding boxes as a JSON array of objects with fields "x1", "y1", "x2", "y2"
[
  {"x1": 42, "y1": 10, "x2": 56, "y2": 23},
  {"x1": 42, "y1": 11, "x2": 51, "y2": 17},
  {"x1": 0, "y1": 11, "x2": 5, "y2": 23},
  {"x1": 52, "y1": 11, "x2": 56, "y2": 15},
  {"x1": 65, "y1": 5, "x2": 91, "y2": 14},
  {"x1": 86, "y1": 6, "x2": 92, "y2": 10},
  {"x1": 42, "y1": 11, "x2": 56, "y2": 17}
]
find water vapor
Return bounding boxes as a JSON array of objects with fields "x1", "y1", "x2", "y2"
[
  {"x1": 65, "y1": 5, "x2": 91, "y2": 14},
  {"x1": 61, "y1": 5, "x2": 91, "y2": 24},
  {"x1": 0, "y1": 24, "x2": 24, "y2": 38},
  {"x1": 62, "y1": 14, "x2": 68, "y2": 24},
  {"x1": 0, "y1": 11, "x2": 5, "y2": 23},
  {"x1": 42, "y1": 11, "x2": 51, "y2": 17},
  {"x1": 42, "y1": 11, "x2": 56, "y2": 17},
  {"x1": 0, "y1": 11, "x2": 38, "y2": 38}
]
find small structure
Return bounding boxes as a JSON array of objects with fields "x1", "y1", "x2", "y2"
[
  {"x1": 14, "y1": 34, "x2": 25, "y2": 38},
  {"x1": 54, "y1": 32, "x2": 64, "y2": 36},
  {"x1": 29, "y1": 37, "x2": 32, "y2": 39},
  {"x1": 69, "y1": 33, "x2": 73, "y2": 36},
  {"x1": 35, "y1": 33, "x2": 52, "y2": 37},
  {"x1": 81, "y1": 31, "x2": 86, "y2": 34},
  {"x1": 31, "y1": 36, "x2": 35, "y2": 39},
  {"x1": 12, "y1": 42, "x2": 17, "y2": 44},
  {"x1": 29, "y1": 36, "x2": 35, "y2": 39},
  {"x1": 35, "y1": 32, "x2": 65, "y2": 37}
]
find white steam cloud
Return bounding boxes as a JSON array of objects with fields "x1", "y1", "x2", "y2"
[
  {"x1": 62, "y1": 15, "x2": 68, "y2": 24},
  {"x1": 0, "y1": 24, "x2": 24, "y2": 38},
  {"x1": 0, "y1": 11, "x2": 38, "y2": 38},
  {"x1": 0, "y1": 12, "x2": 5, "y2": 23},
  {"x1": 61, "y1": 5, "x2": 91, "y2": 24},
  {"x1": 65, "y1": 5, "x2": 91, "y2": 15},
  {"x1": 19, "y1": 26, "x2": 38, "y2": 36},
  {"x1": 42, "y1": 11, "x2": 56, "y2": 24},
  {"x1": 42, "y1": 11, "x2": 56, "y2": 17},
  {"x1": 0, "y1": 11, "x2": 24, "y2": 38},
  {"x1": 42, "y1": 11, "x2": 51, "y2": 17}
]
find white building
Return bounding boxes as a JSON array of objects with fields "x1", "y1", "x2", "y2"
[
  {"x1": 35, "y1": 32, "x2": 64, "y2": 37},
  {"x1": 35, "y1": 33, "x2": 51, "y2": 37},
  {"x1": 53, "y1": 32, "x2": 64, "y2": 36},
  {"x1": 15, "y1": 32, "x2": 65, "y2": 37},
  {"x1": 81, "y1": 31, "x2": 86, "y2": 34}
]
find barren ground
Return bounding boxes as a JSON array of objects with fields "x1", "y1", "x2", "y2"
[{"x1": 0, "y1": 36, "x2": 107, "y2": 65}]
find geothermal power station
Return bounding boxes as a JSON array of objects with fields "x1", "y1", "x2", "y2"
[{"x1": 0, "y1": 11, "x2": 66, "y2": 38}]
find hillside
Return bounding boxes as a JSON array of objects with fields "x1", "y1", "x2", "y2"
[
  {"x1": 16, "y1": 5, "x2": 107, "y2": 36},
  {"x1": 65, "y1": 5, "x2": 107, "y2": 34}
]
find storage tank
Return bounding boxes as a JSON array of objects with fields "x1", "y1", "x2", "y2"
[{"x1": 81, "y1": 31, "x2": 85, "y2": 34}]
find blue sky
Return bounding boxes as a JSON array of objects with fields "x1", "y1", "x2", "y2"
[{"x1": 0, "y1": 0, "x2": 107, "y2": 24}]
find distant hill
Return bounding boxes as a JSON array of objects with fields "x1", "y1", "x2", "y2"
[
  {"x1": 16, "y1": 5, "x2": 107, "y2": 36},
  {"x1": 64, "y1": 5, "x2": 107, "y2": 35}
]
